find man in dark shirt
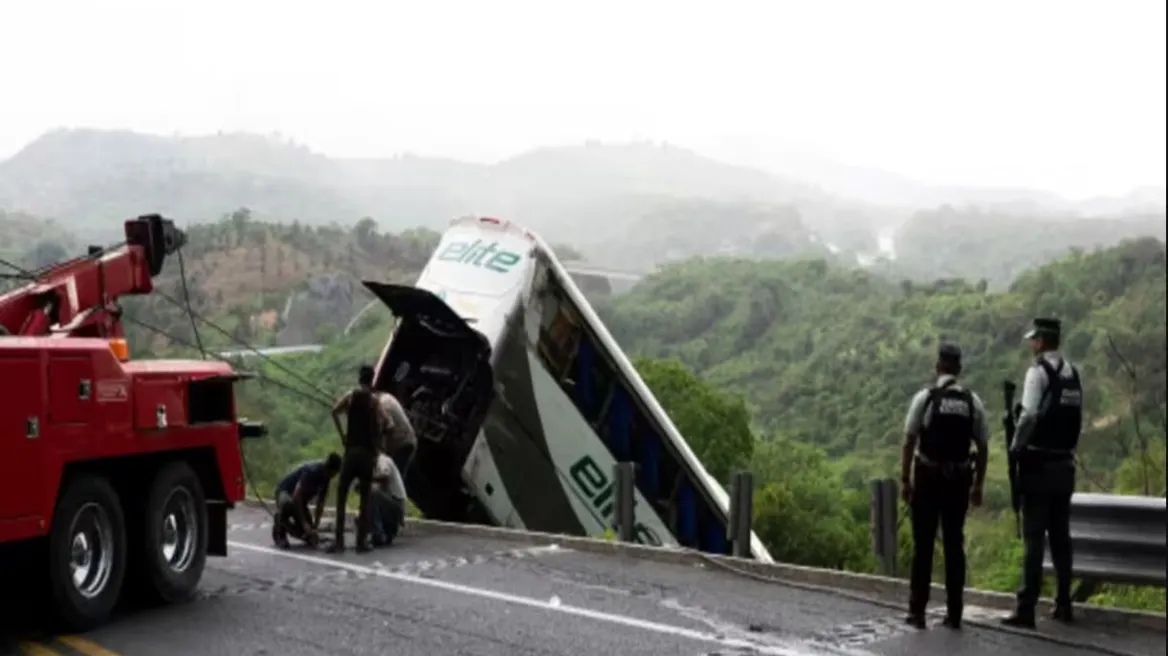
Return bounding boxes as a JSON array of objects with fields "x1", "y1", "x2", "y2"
[
  {"x1": 328, "y1": 364, "x2": 390, "y2": 553},
  {"x1": 272, "y1": 453, "x2": 342, "y2": 548}
]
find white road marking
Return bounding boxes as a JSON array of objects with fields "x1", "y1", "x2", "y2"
[{"x1": 228, "y1": 540, "x2": 832, "y2": 655}]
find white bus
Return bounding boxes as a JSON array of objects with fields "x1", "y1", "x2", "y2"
[{"x1": 366, "y1": 215, "x2": 773, "y2": 562}]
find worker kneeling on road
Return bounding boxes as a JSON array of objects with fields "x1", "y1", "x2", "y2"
[
  {"x1": 273, "y1": 453, "x2": 343, "y2": 549},
  {"x1": 900, "y1": 342, "x2": 989, "y2": 630},
  {"x1": 370, "y1": 452, "x2": 408, "y2": 547}
]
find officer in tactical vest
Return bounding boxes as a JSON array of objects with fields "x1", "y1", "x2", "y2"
[
  {"x1": 900, "y1": 342, "x2": 989, "y2": 630},
  {"x1": 1002, "y1": 318, "x2": 1082, "y2": 628},
  {"x1": 327, "y1": 364, "x2": 391, "y2": 553}
]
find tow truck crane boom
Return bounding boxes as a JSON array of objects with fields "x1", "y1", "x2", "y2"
[{"x1": 0, "y1": 213, "x2": 185, "y2": 338}]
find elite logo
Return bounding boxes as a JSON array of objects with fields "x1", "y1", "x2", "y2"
[
  {"x1": 568, "y1": 454, "x2": 664, "y2": 547},
  {"x1": 437, "y1": 239, "x2": 524, "y2": 273}
]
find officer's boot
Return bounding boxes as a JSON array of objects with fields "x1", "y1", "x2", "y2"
[
  {"x1": 941, "y1": 605, "x2": 962, "y2": 630},
  {"x1": 1001, "y1": 609, "x2": 1036, "y2": 630},
  {"x1": 1051, "y1": 604, "x2": 1074, "y2": 623}
]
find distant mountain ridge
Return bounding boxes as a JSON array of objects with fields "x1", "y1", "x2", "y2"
[
  {"x1": 4, "y1": 128, "x2": 1161, "y2": 231},
  {"x1": 1, "y1": 128, "x2": 1163, "y2": 277}
]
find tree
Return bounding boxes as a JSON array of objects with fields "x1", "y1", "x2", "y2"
[{"x1": 634, "y1": 356, "x2": 754, "y2": 483}]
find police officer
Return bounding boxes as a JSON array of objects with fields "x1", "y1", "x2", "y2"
[
  {"x1": 900, "y1": 342, "x2": 989, "y2": 630},
  {"x1": 1002, "y1": 318, "x2": 1082, "y2": 628}
]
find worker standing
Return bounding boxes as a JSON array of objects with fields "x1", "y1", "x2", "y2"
[
  {"x1": 900, "y1": 342, "x2": 989, "y2": 630},
  {"x1": 378, "y1": 389, "x2": 418, "y2": 480},
  {"x1": 1002, "y1": 318, "x2": 1082, "y2": 628},
  {"x1": 328, "y1": 364, "x2": 390, "y2": 553}
]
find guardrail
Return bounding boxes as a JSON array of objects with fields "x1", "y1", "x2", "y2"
[
  {"x1": 1047, "y1": 492, "x2": 1167, "y2": 601},
  {"x1": 611, "y1": 464, "x2": 755, "y2": 557},
  {"x1": 865, "y1": 480, "x2": 1168, "y2": 602}
]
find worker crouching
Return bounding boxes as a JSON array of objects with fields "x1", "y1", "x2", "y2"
[
  {"x1": 370, "y1": 453, "x2": 408, "y2": 547},
  {"x1": 272, "y1": 453, "x2": 343, "y2": 549},
  {"x1": 900, "y1": 342, "x2": 989, "y2": 630}
]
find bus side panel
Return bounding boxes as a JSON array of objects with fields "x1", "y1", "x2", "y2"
[
  {"x1": 462, "y1": 431, "x2": 527, "y2": 530},
  {"x1": 526, "y1": 350, "x2": 677, "y2": 547},
  {"x1": 478, "y1": 310, "x2": 589, "y2": 537}
]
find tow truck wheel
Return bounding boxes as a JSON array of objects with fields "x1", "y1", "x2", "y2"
[
  {"x1": 47, "y1": 475, "x2": 128, "y2": 632},
  {"x1": 140, "y1": 461, "x2": 207, "y2": 603}
]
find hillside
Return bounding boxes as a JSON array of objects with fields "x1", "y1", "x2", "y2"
[
  {"x1": 597, "y1": 238, "x2": 1166, "y2": 482},
  {"x1": 210, "y1": 237, "x2": 1164, "y2": 612},
  {"x1": 0, "y1": 129, "x2": 888, "y2": 254},
  {"x1": 883, "y1": 206, "x2": 1168, "y2": 288}
]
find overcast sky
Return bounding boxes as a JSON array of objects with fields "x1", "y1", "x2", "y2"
[{"x1": 1, "y1": 0, "x2": 1164, "y2": 199}]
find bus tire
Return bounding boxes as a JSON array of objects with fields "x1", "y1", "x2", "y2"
[
  {"x1": 140, "y1": 461, "x2": 207, "y2": 603},
  {"x1": 47, "y1": 475, "x2": 128, "y2": 632}
]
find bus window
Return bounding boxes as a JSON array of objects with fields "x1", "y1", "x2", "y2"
[
  {"x1": 586, "y1": 350, "x2": 615, "y2": 425},
  {"x1": 699, "y1": 504, "x2": 728, "y2": 554},
  {"x1": 633, "y1": 420, "x2": 661, "y2": 503},
  {"x1": 676, "y1": 479, "x2": 698, "y2": 547},
  {"x1": 605, "y1": 387, "x2": 633, "y2": 462},
  {"x1": 537, "y1": 292, "x2": 582, "y2": 384}
]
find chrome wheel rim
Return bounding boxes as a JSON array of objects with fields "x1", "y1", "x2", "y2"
[
  {"x1": 69, "y1": 502, "x2": 114, "y2": 598},
  {"x1": 160, "y1": 487, "x2": 197, "y2": 573}
]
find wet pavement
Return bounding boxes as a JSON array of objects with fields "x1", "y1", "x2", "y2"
[{"x1": 3, "y1": 506, "x2": 1163, "y2": 656}]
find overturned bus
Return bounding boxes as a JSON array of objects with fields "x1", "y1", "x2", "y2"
[{"x1": 364, "y1": 215, "x2": 772, "y2": 561}]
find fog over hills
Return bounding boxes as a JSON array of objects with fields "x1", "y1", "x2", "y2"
[{"x1": 0, "y1": 128, "x2": 1164, "y2": 279}]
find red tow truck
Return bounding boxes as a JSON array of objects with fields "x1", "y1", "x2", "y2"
[{"x1": 0, "y1": 214, "x2": 264, "y2": 631}]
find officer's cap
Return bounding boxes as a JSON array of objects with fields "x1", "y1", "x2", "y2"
[
  {"x1": 937, "y1": 342, "x2": 962, "y2": 361},
  {"x1": 1023, "y1": 317, "x2": 1061, "y2": 340}
]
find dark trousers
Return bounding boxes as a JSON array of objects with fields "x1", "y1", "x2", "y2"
[
  {"x1": 1016, "y1": 458, "x2": 1076, "y2": 614},
  {"x1": 909, "y1": 462, "x2": 972, "y2": 617},
  {"x1": 273, "y1": 490, "x2": 308, "y2": 542},
  {"x1": 371, "y1": 488, "x2": 405, "y2": 546},
  {"x1": 335, "y1": 446, "x2": 376, "y2": 547}
]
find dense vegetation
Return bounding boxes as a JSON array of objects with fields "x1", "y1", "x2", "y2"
[{"x1": 204, "y1": 237, "x2": 1166, "y2": 614}]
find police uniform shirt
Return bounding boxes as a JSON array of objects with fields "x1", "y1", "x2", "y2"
[
  {"x1": 904, "y1": 374, "x2": 990, "y2": 459},
  {"x1": 1013, "y1": 350, "x2": 1081, "y2": 452}
]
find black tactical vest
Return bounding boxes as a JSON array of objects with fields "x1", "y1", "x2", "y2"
[
  {"x1": 918, "y1": 379, "x2": 976, "y2": 463},
  {"x1": 345, "y1": 388, "x2": 379, "y2": 451},
  {"x1": 1029, "y1": 358, "x2": 1082, "y2": 453}
]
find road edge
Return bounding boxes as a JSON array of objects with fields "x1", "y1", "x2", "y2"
[{"x1": 237, "y1": 498, "x2": 1164, "y2": 632}]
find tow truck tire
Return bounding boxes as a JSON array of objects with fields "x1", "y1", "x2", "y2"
[
  {"x1": 141, "y1": 461, "x2": 208, "y2": 603},
  {"x1": 47, "y1": 475, "x2": 128, "y2": 632}
]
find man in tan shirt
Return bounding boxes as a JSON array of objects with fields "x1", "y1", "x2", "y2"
[{"x1": 378, "y1": 390, "x2": 417, "y2": 479}]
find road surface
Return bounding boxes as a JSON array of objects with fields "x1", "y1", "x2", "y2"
[{"x1": 3, "y1": 506, "x2": 1163, "y2": 656}]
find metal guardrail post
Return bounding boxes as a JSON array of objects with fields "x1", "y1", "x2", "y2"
[
  {"x1": 869, "y1": 478, "x2": 898, "y2": 577},
  {"x1": 613, "y1": 462, "x2": 636, "y2": 542},
  {"x1": 728, "y1": 471, "x2": 754, "y2": 558}
]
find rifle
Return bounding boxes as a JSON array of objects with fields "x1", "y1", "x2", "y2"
[{"x1": 1002, "y1": 380, "x2": 1021, "y2": 538}]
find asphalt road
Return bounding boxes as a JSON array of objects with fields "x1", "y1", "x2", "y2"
[{"x1": 3, "y1": 506, "x2": 1164, "y2": 656}]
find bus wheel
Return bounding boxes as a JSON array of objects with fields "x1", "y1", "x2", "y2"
[
  {"x1": 47, "y1": 475, "x2": 128, "y2": 632},
  {"x1": 141, "y1": 462, "x2": 207, "y2": 603}
]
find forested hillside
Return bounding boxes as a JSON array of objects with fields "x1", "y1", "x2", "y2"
[
  {"x1": 884, "y1": 206, "x2": 1167, "y2": 287},
  {"x1": 597, "y1": 238, "x2": 1166, "y2": 490},
  {"x1": 182, "y1": 237, "x2": 1167, "y2": 613}
]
